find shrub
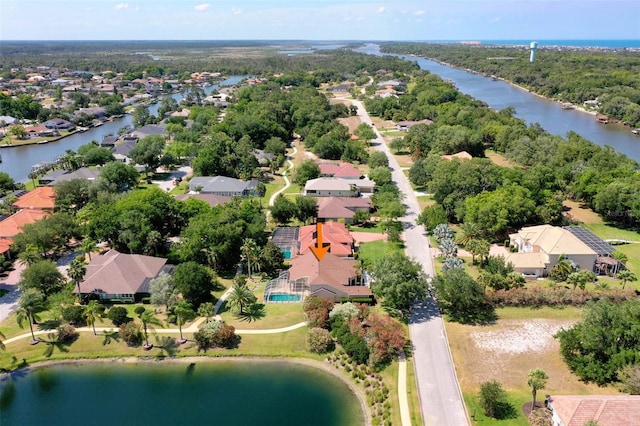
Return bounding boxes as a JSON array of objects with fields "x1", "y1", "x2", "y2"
[
  {"x1": 342, "y1": 334, "x2": 369, "y2": 364},
  {"x1": 134, "y1": 306, "x2": 146, "y2": 317},
  {"x1": 303, "y1": 296, "x2": 334, "y2": 313},
  {"x1": 211, "y1": 323, "x2": 237, "y2": 348},
  {"x1": 61, "y1": 305, "x2": 85, "y2": 326},
  {"x1": 119, "y1": 321, "x2": 142, "y2": 346},
  {"x1": 57, "y1": 325, "x2": 79, "y2": 343},
  {"x1": 478, "y1": 380, "x2": 515, "y2": 419},
  {"x1": 306, "y1": 328, "x2": 335, "y2": 353},
  {"x1": 107, "y1": 306, "x2": 131, "y2": 326},
  {"x1": 141, "y1": 297, "x2": 151, "y2": 304},
  {"x1": 193, "y1": 320, "x2": 237, "y2": 350},
  {"x1": 329, "y1": 302, "x2": 359, "y2": 320},
  {"x1": 306, "y1": 307, "x2": 330, "y2": 329}
]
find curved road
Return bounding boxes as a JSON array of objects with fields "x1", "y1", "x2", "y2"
[{"x1": 352, "y1": 99, "x2": 469, "y2": 426}]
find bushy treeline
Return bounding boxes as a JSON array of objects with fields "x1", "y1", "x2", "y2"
[
  {"x1": 367, "y1": 73, "x2": 639, "y2": 236},
  {"x1": 382, "y1": 42, "x2": 640, "y2": 127}
]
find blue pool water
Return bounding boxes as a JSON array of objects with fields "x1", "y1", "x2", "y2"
[{"x1": 268, "y1": 293, "x2": 301, "y2": 302}]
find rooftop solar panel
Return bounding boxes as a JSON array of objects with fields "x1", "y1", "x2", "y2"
[{"x1": 564, "y1": 226, "x2": 615, "y2": 256}]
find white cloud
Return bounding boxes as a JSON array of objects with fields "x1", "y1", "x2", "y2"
[
  {"x1": 490, "y1": 16, "x2": 501, "y2": 23},
  {"x1": 415, "y1": 10, "x2": 425, "y2": 16},
  {"x1": 115, "y1": 3, "x2": 128, "y2": 10},
  {"x1": 377, "y1": 7, "x2": 385, "y2": 13},
  {"x1": 231, "y1": 8, "x2": 242, "y2": 15},
  {"x1": 194, "y1": 4, "x2": 210, "y2": 12}
]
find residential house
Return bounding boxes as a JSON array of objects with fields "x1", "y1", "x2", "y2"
[
  {"x1": 12, "y1": 186, "x2": 56, "y2": 211},
  {"x1": 396, "y1": 119, "x2": 433, "y2": 132},
  {"x1": 318, "y1": 162, "x2": 363, "y2": 179},
  {"x1": 111, "y1": 140, "x2": 138, "y2": 164},
  {"x1": 271, "y1": 227, "x2": 300, "y2": 259},
  {"x1": 316, "y1": 197, "x2": 371, "y2": 223},
  {"x1": 546, "y1": 395, "x2": 640, "y2": 426},
  {"x1": 188, "y1": 176, "x2": 259, "y2": 197},
  {"x1": 0, "y1": 116, "x2": 18, "y2": 126},
  {"x1": 24, "y1": 125, "x2": 59, "y2": 138},
  {"x1": 130, "y1": 124, "x2": 166, "y2": 140},
  {"x1": 74, "y1": 249, "x2": 171, "y2": 302},
  {"x1": 0, "y1": 209, "x2": 50, "y2": 257},
  {"x1": 298, "y1": 222, "x2": 354, "y2": 258},
  {"x1": 174, "y1": 193, "x2": 232, "y2": 208},
  {"x1": 506, "y1": 225, "x2": 597, "y2": 278},
  {"x1": 303, "y1": 177, "x2": 377, "y2": 197},
  {"x1": 288, "y1": 251, "x2": 373, "y2": 303},
  {"x1": 42, "y1": 167, "x2": 101, "y2": 186},
  {"x1": 74, "y1": 107, "x2": 107, "y2": 122},
  {"x1": 43, "y1": 118, "x2": 75, "y2": 130}
]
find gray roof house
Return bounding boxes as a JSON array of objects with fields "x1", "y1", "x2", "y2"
[
  {"x1": 188, "y1": 176, "x2": 259, "y2": 197},
  {"x1": 40, "y1": 167, "x2": 101, "y2": 186},
  {"x1": 304, "y1": 177, "x2": 359, "y2": 197},
  {"x1": 130, "y1": 124, "x2": 166, "y2": 140},
  {"x1": 112, "y1": 140, "x2": 137, "y2": 163}
]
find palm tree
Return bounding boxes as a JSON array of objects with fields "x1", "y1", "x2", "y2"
[
  {"x1": 197, "y1": 302, "x2": 215, "y2": 323},
  {"x1": 79, "y1": 238, "x2": 98, "y2": 261},
  {"x1": 68, "y1": 256, "x2": 87, "y2": 303},
  {"x1": 241, "y1": 238, "x2": 258, "y2": 279},
  {"x1": 226, "y1": 280, "x2": 256, "y2": 315},
  {"x1": 16, "y1": 288, "x2": 47, "y2": 344},
  {"x1": 0, "y1": 329, "x2": 5, "y2": 351},
  {"x1": 617, "y1": 270, "x2": 637, "y2": 290},
  {"x1": 174, "y1": 301, "x2": 195, "y2": 344},
  {"x1": 528, "y1": 369, "x2": 549, "y2": 411},
  {"x1": 140, "y1": 310, "x2": 163, "y2": 349},
  {"x1": 455, "y1": 222, "x2": 482, "y2": 246},
  {"x1": 17, "y1": 244, "x2": 41, "y2": 267},
  {"x1": 84, "y1": 300, "x2": 102, "y2": 336}
]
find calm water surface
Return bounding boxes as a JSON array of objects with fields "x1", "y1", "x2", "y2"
[{"x1": 0, "y1": 361, "x2": 364, "y2": 426}]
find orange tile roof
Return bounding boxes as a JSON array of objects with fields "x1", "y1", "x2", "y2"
[
  {"x1": 0, "y1": 238, "x2": 12, "y2": 254},
  {"x1": 549, "y1": 395, "x2": 640, "y2": 426},
  {"x1": 12, "y1": 186, "x2": 56, "y2": 210},
  {"x1": 0, "y1": 209, "x2": 50, "y2": 239},
  {"x1": 299, "y1": 222, "x2": 354, "y2": 257}
]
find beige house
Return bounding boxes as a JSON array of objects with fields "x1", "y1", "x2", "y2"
[
  {"x1": 547, "y1": 395, "x2": 640, "y2": 426},
  {"x1": 507, "y1": 225, "x2": 597, "y2": 278}
]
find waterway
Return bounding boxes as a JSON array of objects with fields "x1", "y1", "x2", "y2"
[
  {"x1": 355, "y1": 44, "x2": 640, "y2": 162},
  {"x1": 0, "y1": 360, "x2": 365, "y2": 426},
  {"x1": 0, "y1": 76, "x2": 244, "y2": 183}
]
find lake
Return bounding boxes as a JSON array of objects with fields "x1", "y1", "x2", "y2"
[{"x1": 0, "y1": 360, "x2": 365, "y2": 426}]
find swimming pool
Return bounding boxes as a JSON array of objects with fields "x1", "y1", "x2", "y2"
[{"x1": 267, "y1": 293, "x2": 302, "y2": 302}]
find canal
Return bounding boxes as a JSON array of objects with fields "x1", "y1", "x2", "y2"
[{"x1": 0, "y1": 76, "x2": 244, "y2": 182}]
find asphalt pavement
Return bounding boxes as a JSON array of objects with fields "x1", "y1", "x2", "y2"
[{"x1": 352, "y1": 100, "x2": 469, "y2": 426}]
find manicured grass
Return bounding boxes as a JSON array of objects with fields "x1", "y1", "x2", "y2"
[
  {"x1": 406, "y1": 357, "x2": 424, "y2": 426},
  {"x1": 465, "y1": 392, "x2": 530, "y2": 426},
  {"x1": 359, "y1": 240, "x2": 402, "y2": 264},
  {"x1": 350, "y1": 221, "x2": 386, "y2": 234},
  {"x1": 378, "y1": 361, "x2": 403, "y2": 425},
  {"x1": 219, "y1": 301, "x2": 306, "y2": 330},
  {"x1": 584, "y1": 223, "x2": 640, "y2": 242}
]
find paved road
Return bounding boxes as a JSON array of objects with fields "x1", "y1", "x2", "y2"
[{"x1": 352, "y1": 100, "x2": 469, "y2": 426}]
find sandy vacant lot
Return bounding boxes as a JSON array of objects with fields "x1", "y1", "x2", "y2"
[{"x1": 446, "y1": 313, "x2": 620, "y2": 395}]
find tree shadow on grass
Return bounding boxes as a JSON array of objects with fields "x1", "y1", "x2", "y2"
[
  {"x1": 154, "y1": 336, "x2": 179, "y2": 358},
  {"x1": 234, "y1": 303, "x2": 266, "y2": 322},
  {"x1": 38, "y1": 320, "x2": 61, "y2": 331},
  {"x1": 102, "y1": 330, "x2": 120, "y2": 346},
  {"x1": 41, "y1": 333, "x2": 72, "y2": 358}
]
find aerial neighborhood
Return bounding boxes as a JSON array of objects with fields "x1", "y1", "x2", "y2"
[{"x1": 0, "y1": 41, "x2": 639, "y2": 426}]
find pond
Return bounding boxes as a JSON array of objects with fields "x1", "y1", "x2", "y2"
[{"x1": 0, "y1": 359, "x2": 365, "y2": 426}]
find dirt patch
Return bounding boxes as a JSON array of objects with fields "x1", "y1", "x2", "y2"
[
  {"x1": 485, "y1": 151, "x2": 517, "y2": 168},
  {"x1": 351, "y1": 232, "x2": 387, "y2": 243},
  {"x1": 563, "y1": 200, "x2": 602, "y2": 224},
  {"x1": 469, "y1": 319, "x2": 571, "y2": 355},
  {"x1": 338, "y1": 116, "x2": 362, "y2": 134}
]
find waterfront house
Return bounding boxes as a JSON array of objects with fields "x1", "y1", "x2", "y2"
[
  {"x1": 130, "y1": 124, "x2": 166, "y2": 140},
  {"x1": 74, "y1": 249, "x2": 170, "y2": 302},
  {"x1": 42, "y1": 167, "x2": 101, "y2": 186},
  {"x1": 43, "y1": 118, "x2": 75, "y2": 130},
  {"x1": 188, "y1": 176, "x2": 259, "y2": 197}
]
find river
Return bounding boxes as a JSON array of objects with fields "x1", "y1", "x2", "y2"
[
  {"x1": 356, "y1": 43, "x2": 640, "y2": 162},
  {"x1": 0, "y1": 76, "x2": 245, "y2": 182}
]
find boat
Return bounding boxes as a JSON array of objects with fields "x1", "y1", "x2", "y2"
[
  {"x1": 561, "y1": 103, "x2": 575, "y2": 110},
  {"x1": 632, "y1": 129, "x2": 640, "y2": 135}
]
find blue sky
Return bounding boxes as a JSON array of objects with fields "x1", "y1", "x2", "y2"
[{"x1": 1, "y1": 0, "x2": 639, "y2": 41}]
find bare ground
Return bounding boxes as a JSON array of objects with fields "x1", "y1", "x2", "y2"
[{"x1": 563, "y1": 200, "x2": 603, "y2": 224}]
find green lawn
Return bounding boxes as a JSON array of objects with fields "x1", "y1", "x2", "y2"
[
  {"x1": 465, "y1": 392, "x2": 530, "y2": 426},
  {"x1": 359, "y1": 240, "x2": 402, "y2": 264}
]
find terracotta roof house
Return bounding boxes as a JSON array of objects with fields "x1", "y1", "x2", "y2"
[
  {"x1": 74, "y1": 249, "x2": 170, "y2": 302},
  {"x1": 174, "y1": 193, "x2": 232, "y2": 208},
  {"x1": 12, "y1": 186, "x2": 56, "y2": 210},
  {"x1": 318, "y1": 162, "x2": 363, "y2": 179},
  {"x1": 440, "y1": 151, "x2": 473, "y2": 161},
  {"x1": 24, "y1": 125, "x2": 59, "y2": 138},
  {"x1": 546, "y1": 395, "x2": 640, "y2": 426},
  {"x1": 298, "y1": 222, "x2": 354, "y2": 257},
  {"x1": 507, "y1": 225, "x2": 597, "y2": 278},
  {"x1": 188, "y1": 176, "x2": 259, "y2": 197},
  {"x1": 0, "y1": 209, "x2": 50, "y2": 240},
  {"x1": 289, "y1": 251, "x2": 373, "y2": 302},
  {"x1": 317, "y1": 197, "x2": 371, "y2": 223}
]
